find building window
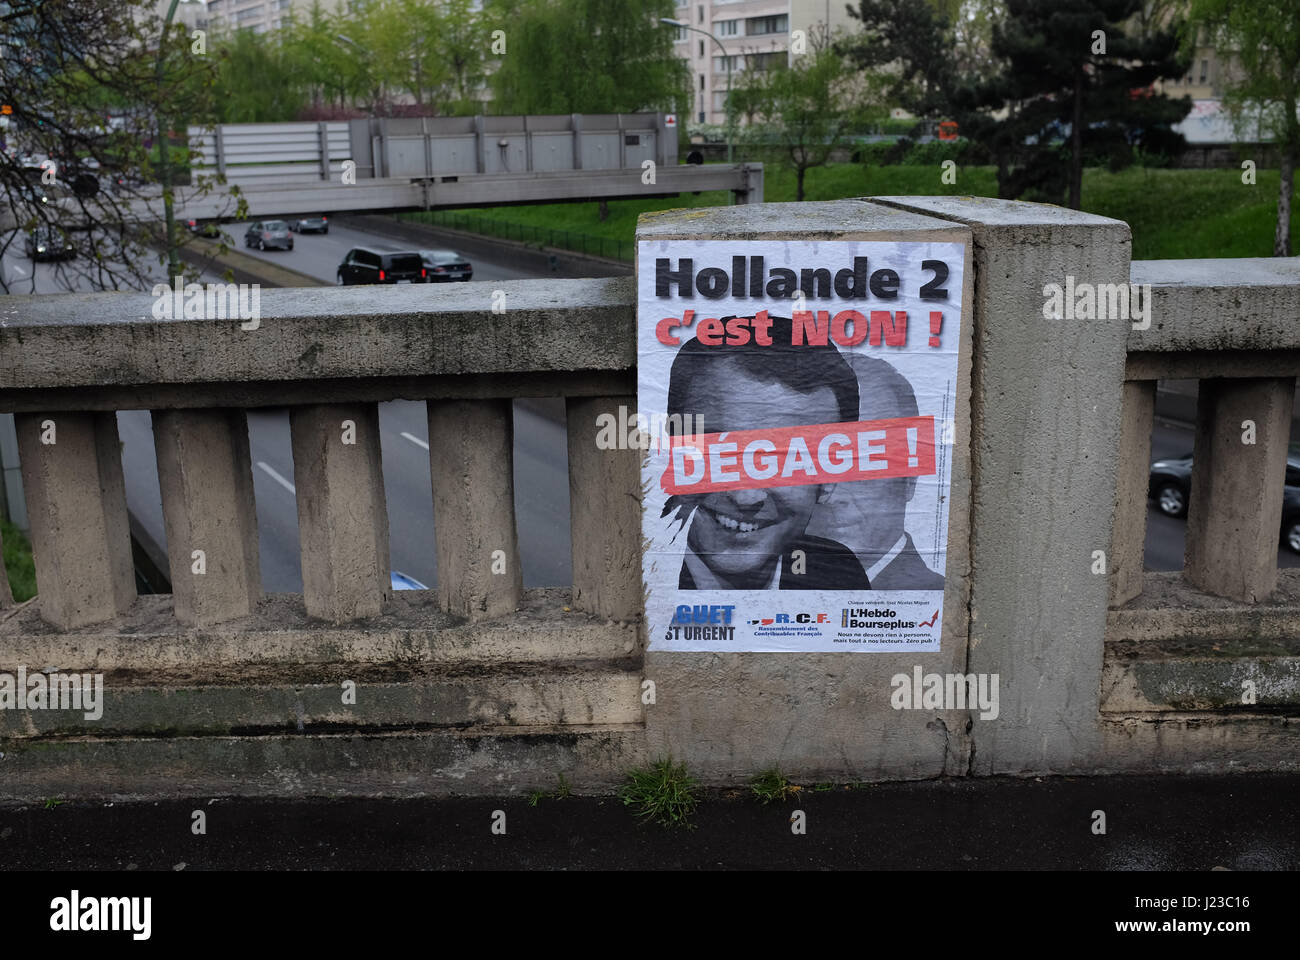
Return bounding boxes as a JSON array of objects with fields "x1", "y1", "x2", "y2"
[
  {"x1": 699, "y1": 39, "x2": 704, "y2": 58},
  {"x1": 699, "y1": 73, "x2": 705, "y2": 90},
  {"x1": 699, "y1": 110, "x2": 706, "y2": 123},
  {"x1": 717, "y1": 19, "x2": 738, "y2": 37},
  {"x1": 746, "y1": 51, "x2": 784, "y2": 72},
  {"x1": 698, "y1": 5, "x2": 704, "y2": 23},
  {"x1": 746, "y1": 14, "x2": 787, "y2": 36},
  {"x1": 713, "y1": 55, "x2": 740, "y2": 73},
  {"x1": 674, "y1": 25, "x2": 686, "y2": 42},
  {"x1": 1199, "y1": 59, "x2": 1208, "y2": 83}
]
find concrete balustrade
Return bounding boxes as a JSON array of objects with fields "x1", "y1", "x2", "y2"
[
  {"x1": 0, "y1": 204, "x2": 1299, "y2": 799},
  {"x1": 290, "y1": 403, "x2": 391, "y2": 622},
  {"x1": 1111, "y1": 380, "x2": 1156, "y2": 607},
  {"x1": 1184, "y1": 377, "x2": 1296, "y2": 602},
  {"x1": 427, "y1": 398, "x2": 522, "y2": 620},
  {"x1": 14, "y1": 411, "x2": 135, "y2": 629},
  {"x1": 152, "y1": 409, "x2": 262, "y2": 626},
  {"x1": 565, "y1": 395, "x2": 641, "y2": 621}
]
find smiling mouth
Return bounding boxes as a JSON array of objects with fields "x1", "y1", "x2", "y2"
[{"x1": 701, "y1": 505, "x2": 781, "y2": 534}]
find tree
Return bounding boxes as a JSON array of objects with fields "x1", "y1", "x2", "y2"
[
  {"x1": 841, "y1": 0, "x2": 957, "y2": 122},
  {"x1": 208, "y1": 25, "x2": 309, "y2": 123},
  {"x1": 732, "y1": 31, "x2": 884, "y2": 200},
  {"x1": 0, "y1": 0, "x2": 229, "y2": 292},
  {"x1": 958, "y1": 0, "x2": 1190, "y2": 208},
  {"x1": 488, "y1": 0, "x2": 689, "y2": 115},
  {"x1": 1187, "y1": 0, "x2": 1300, "y2": 256}
]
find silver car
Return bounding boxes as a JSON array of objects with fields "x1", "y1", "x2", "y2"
[{"x1": 244, "y1": 220, "x2": 294, "y2": 251}]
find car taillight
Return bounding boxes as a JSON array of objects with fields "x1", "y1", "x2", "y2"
[
  {"x1": 322, "y1": 216, "x2": 327, "y2": 222},
  {"x1": 421, "y1": 268, "x2": 427, "y2": 278},
  {"x1": 378, "y1": 269, "x2": 386, "y2": 281}
]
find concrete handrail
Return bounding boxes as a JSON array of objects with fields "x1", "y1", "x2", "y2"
[
  {"x1": 0, "y1": 278, "x2": 640, "y2": 630},
  {"x1": 2, "y1": 197, "x2": 1298, "y2": 795}
]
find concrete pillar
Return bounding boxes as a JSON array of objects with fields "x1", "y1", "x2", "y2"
[
  {"x1": 566, "y1": 396, "x2": 639, "y2": 620},
  {"x1": 427, "y1": 399, "x2": 522, "y2": 620},
  {"x1": 152, "y1": 409, "x2": 261, "y2": 626},
  {"x1": 290, "y1": 403, "x2": 390, "y2": 622},
  {"x1": 15, "y1": 411, "x2": 135, "y2": 629},
  {"x1": 871, "y1": 196, "x2": 1132, "y2": 776},
  {"x1": 1184, "y1": 377, "x2": 1295, "y2": 602},
  {"x1": 1111, "y1": 380, "x2": 1156, "y2": 606}
]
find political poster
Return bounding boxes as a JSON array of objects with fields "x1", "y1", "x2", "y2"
[{"x1": 637, "y1": 238, "x2": 965, "y2": 652}]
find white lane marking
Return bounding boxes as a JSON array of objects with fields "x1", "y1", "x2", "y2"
[
  {"x1": 400, "y1": 431, "x2": 429, "y2": 450},
  {"x1": 256, "y1": 461, "x2": 296, "y2": 493}
]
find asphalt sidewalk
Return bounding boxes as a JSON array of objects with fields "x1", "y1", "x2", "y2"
[{"x1": 0, "y1": 772, "x2": 1294, "y2": 871}]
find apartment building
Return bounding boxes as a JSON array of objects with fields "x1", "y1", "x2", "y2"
[
  {"x1": 672, "y1": 1, "x2": 858, "y2": 126},
  {"x1": 199, "y1": 0, "x2": 347, "y2": 34}
]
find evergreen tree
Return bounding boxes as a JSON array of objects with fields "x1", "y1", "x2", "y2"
[{"x1": 958, "y1": 0, "x2": 1190, "y2": 208}]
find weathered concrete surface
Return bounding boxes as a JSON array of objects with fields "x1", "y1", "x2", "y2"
[
  {"x1": 1184, "y1": 378, "x2": 1294, "y2": 602},
  {"x1": 566, "y1": 396, "x2": 641, "y2": 621},
  {"x1": 0, "y1": 668, "x2": 644, "y2": 737},
  {"x1": 290, "y1": 403, "x2": 391, "y2": 622},
  {"x1": 152, "y1": 409, "x2": 262, "y2": 626},
  {"x1": 1109, "y1": 570, "x2": 1300, "y2": 644},
  {"x1": 640, "y1": 199, "x2": 976, "y2": 783},
  {"x1": 0, "y1": 278, "x2": 635, "y2": 395},
  {"x1": 1131, "y1": 258, "x2": 1300, "y2": 353},
  {"x1": 427, "y1": 399, "x2": 522, "y2": 620},
  {"x1": 1100, "y1": 571, "x2": 1300, "y2": 768},
  {"x1": 0, "y1": 589, "x2": 638, "y2": 671},
  {"x1": 1112, "y1": 380, "x2": 1155, "y2": 606},
  {"x1": 14, "y1": 412, "x2": 135, "y2": 629},
  {"x1": 873, "y1": 195, "x2": 1131, "y2": 776},
  {"x1": 0, "y1": 726, "x2": 645, "y2": 799},
  {"x1": 1101, "y1": 652, "x2": 1300, "y2": 712}
]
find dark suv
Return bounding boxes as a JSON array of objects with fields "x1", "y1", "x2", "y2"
[{"x1": 336, "y1": 247, "x2": 426, "y2": 285}]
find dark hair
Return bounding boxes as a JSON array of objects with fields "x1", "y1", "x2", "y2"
[
  {"x1": 666, "y1": 315, "x2": 859, "y2": 432},
  {"x1": 852, "y1": 354, "x2": 917, "y2": 420}
]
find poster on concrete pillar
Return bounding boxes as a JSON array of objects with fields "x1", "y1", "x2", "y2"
[{"x1": 637, "y1": 238, "x2": 965, "y2": 652}]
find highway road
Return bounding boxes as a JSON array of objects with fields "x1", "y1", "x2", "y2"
[
  {"x1": 1147, "y1": 419, "x2": 1300, "y2": 571},
  {"x1": 115, "y1": 219, "x2": 573, "y2": 593}
]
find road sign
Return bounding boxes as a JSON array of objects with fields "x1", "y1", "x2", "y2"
[{"x1": 665, "y1": 114, "x2": 676, "y2": 127}]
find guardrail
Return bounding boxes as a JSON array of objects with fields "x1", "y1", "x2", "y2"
[{"x1": 0, "y1": 197, "x2": 1296, "y2": 798}]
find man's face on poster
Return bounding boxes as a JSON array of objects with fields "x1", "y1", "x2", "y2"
[{"x1": 676, "y1": 359, "x2": 838, "y2": 583}]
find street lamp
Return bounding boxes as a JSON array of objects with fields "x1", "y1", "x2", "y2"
[{"x1": 660, "y1": 17, "x2": 733, "y2": 166}]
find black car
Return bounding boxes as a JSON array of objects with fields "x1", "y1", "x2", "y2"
[
  {"x1": 336, "y1": 247, "x2": 426, "y2": 285},
  {"x1": 1149, "y1": 445, "x2": 1300, "y2": 553},
  {"x1": 418, "y1": 248, "x2": 472, "y2": 282},
  {"x1": 244, "y1": 220, "x2": 293, "y2": 251},
  {"x1": 25, "y1": 226, "x2": 74, "y2": 261},
  {"x1": 290, "y1": 215, "x2": 329, "y2": 234}
]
